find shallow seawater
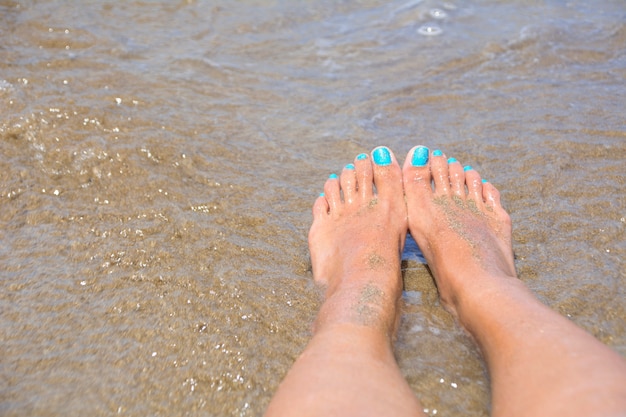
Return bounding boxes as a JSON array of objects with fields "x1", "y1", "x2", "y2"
[{"x1": 1, "y1": 0, "x2": 625, "y2": 415}]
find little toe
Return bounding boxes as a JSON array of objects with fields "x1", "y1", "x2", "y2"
[
  {"x1": 312, "y1": 193, "x2": 330, "y2": 219},
  {"x1": 482, "y1": 180, "x2": 502, "y2": 210},
  {"x1": 354, "y1": 152, "x2": 374, "y2": 200},
  {"x1": 323, "y1": 173, "x2": 342, "y2": 215},
  {"x1": 340, "y1": 163, "x2": 357, "y2": 204}
]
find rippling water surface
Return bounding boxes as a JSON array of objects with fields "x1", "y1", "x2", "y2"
[{"x1": 1, "y1": 1, "x2": 625, "y2": 415}]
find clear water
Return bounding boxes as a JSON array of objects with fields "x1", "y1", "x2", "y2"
[{"x1": 1, "y1": 0, "x2": 625, "y2": 415}]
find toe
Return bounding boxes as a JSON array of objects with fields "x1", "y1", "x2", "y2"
[
  {"x1": 463, "y1": 166, "x2": 483, "y2": 202},
  {"x1": 371, "y1": 146, "x2": 403, "y2": 199},
  {"x1": 312, "y1": 193, "x2": 330, "y2": 219},
  {"x1": 323, "y1": 173, "x2": 342, "y2": 215},
  {"x1": 340, "y1": 163, "x2": 357, "y2": 204},
  {"x1": 482, "y1": 180, "x2": 502, "y2": 210},
  {"x1": 402, "y1": 146, "x2": 432, "y2": 193},
  {"x1": 447, "y1": 157, "x2": 465, "y2": 198},
  {"x1": 430, "y1": 149, "x2": 450, "y2": 195},
  {"x1": 354, "y1": 152, "x2": 374, "y2": 200}
]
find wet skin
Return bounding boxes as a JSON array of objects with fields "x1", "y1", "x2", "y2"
[{"x1": 266, "y1": 146, "x2": 626, "y2": 417}]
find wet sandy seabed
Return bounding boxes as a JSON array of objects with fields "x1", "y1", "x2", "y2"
[{"x1": 1, "y1": 0, "x2": 625, "y2": 415}]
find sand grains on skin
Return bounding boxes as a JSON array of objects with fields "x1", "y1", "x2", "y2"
[
  {"x1": 265, "y1": 146, "x2": 426, "y2": 417},
  {"x1": 401, "y1": 146, "x2": 517, "y2": 319},
  {"x1": 309, "y1": 147, "x2": 408, "y2": 333}
]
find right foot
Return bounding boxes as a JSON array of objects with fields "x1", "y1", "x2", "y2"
[
  {"x1": 403, "y1": 146, "x2": 626, "y2": 417},
  {"x1": 402, "y1": 146, "x2": 518, "y2": 324}
]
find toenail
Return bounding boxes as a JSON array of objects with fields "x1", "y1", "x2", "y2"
[
  {"x1": 319, "y1": 192, "x2": 325, "y2": 197},
  {"x1": 463, "y1": 165, "x2": 473, "y2": 171},
  {"x1": 482, "y1": 179, "x2": 487, "y2": 183},
  {"x1": 356, "y1": 153, "x2": 368, "y2": 160},
  {"x1": 345, "y1": 163, "x2": 355, "y2": 170},
  {"x1": 329, "y1": 173, "x2": 338, "y2": 179},
  {"x1": 433, "y1": 149, "x2": 443, "y2": 157},
  {"x1": 447, "y1": 157, "x2": 457, "y2": 164},
  {"x1": 411, "y1": 146, "x2": 429, "y2": 167},
  {"x1": 372, "y1": 147, "x2": 392, "y2": 166}
]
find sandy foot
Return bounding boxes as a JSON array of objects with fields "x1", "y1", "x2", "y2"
[
  {"x1": 401, "y1": 146, "x2": 517, "y2": 323},
  {"x1": 308, "y1": 146, "x2": 408, "y2": 336}
]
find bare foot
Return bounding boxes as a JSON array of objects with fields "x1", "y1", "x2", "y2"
[
  {"x1": 402, "y1": 146, "x2": 518, "y2": 325},
  {"x1": 266, "y1": 147, "x2": 424, "y2": 417},
  {"x1": 309, "y1": 146, "x2": 408, "y2": 336},
  {"x1": 402, "y1": 146, "x2": 626, "y2": 417}
]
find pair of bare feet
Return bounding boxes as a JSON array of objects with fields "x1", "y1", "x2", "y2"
[
  {"x1": 266, "y1": 146, "x2": 626, "y2": 417},
  {"x1": 309, "y1": 145, "x2": 515, "y2": 334}
]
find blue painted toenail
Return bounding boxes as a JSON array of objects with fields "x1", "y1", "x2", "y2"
[
  {"x1": 433, "y1": 149, "x2": 443, "y2": 157},
  {"x1": 329, "y1": 173, "x2": 338, "y2": 179},
  {"x1": 319, "y1": 192, "x2": 325, "y2": 197},
  {"x1": 411, "y1": 146, "x2": 429, "y2": 167},
  {"x1": 345, "y1": 163, "x2": 355, "y2": 170},
  {"x1": 447, "y1": 157, "x2": 457, "y2": 164},
  {"x1": 356, "y1": 153, "x2": 368, "y2": 160},
  {"x1": 463, "y1": 165, "x2": 473, "y2": 171},
  {"x1": 372, "y1": 147, "x2": 392, "y2": 166},
  {"x1": 482, "y1": 179, "x2": 487, "y2": 183}
]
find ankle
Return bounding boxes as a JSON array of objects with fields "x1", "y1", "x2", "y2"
[
  {"x1": 314, "y1": 281, "x2": 401, "y2": 339},
  {"x1": 455, "y1": 276, "x2": 535, "y2": 334}
]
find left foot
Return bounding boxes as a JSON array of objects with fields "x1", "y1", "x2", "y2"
[
  {"x1": 309, "y1": 146, "x2": 407, "y2": 336},
  {"x1": 266, "y1": 147, "x2": 424, "y2": 417}
]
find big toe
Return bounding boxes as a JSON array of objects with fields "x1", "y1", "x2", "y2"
[
  {"x1": 402, "y1": 145, "x2": 434, "y2": 199},
  {"x1": 371, "y1": 146, "x2": 404, "y2": 200}
]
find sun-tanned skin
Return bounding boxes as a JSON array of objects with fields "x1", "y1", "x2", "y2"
[
  {"x1": 403, "y1": 146, "x2": 626, "y2": 417},
  {"x1": 265, "y1": 146, "x2": 626, "y2": 417},
  {"x1": 265, "y1": 147, "x2": 423, "y2": 417}
]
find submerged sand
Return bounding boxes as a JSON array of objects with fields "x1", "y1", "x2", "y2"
[{"x1": 1, "y1": 1, "x2": 625, "y2": 415}]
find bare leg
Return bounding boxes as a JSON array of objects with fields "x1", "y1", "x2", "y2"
[
  {"x1": 265, "y1": 147, "x2": 424, "y2": 417},
  {"x1": 402, "y1": 146, "x2": 626, "y2": 417}
]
